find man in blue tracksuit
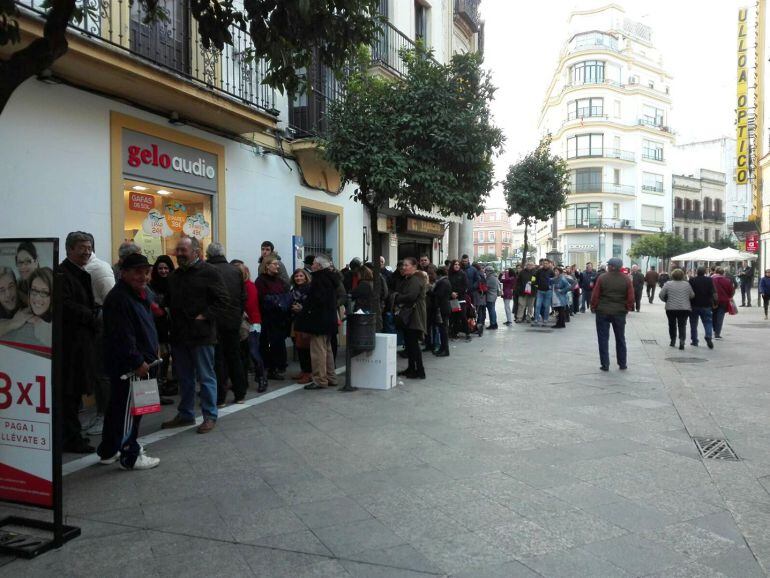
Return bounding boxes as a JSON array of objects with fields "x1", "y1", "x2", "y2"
[{"x1": 97, "y1": 253, "x2": 161, "y2": 470}]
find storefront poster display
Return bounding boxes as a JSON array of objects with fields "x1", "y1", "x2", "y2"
[{"x1": 0, "y1": 238, "x2": 80, "y2": 557}]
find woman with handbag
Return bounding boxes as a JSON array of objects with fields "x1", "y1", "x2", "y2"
[
  {"x1": 711, "y1": 267, "x2": 736, "y2": 339},
  {"x1": 659, "y1": 268, "x2": 695, "y2": 350},
  {"x1": 550, "y1": 267, "x2": 572, "y2": 329},
  {"x1": 393, "y1": 258, "x2": 427, "y2": 379},
  {"x1": 232, "y1": 261, "x2": 269, "y2": 393},
  {"x1": 256, "y1": 255, "x2": 291, "y2": 380},
  {"x1": 448, "y1": 259, "x2": 469, "y2": 340},
  {"x1": 432, "y1": 267, "x2": 452, "y2": 356}
]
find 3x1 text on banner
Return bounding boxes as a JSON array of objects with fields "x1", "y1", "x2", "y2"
[
  {"x1": 0, "y1": 239, "x2": 56, "y2": 508},
  {"x1": 737, "y1": 7, "x2": 749, "y2": 185}
]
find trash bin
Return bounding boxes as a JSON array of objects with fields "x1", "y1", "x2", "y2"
[{"x1": 347, "y1": 312, "x2": 376, "y2": 352}]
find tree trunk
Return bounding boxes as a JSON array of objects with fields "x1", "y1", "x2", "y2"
[
  {"x1": 521, "y1": 221, "x2": 529, "y2": 265},
  {"x1": 366, "y1": 199, "x2": 384, "y2": 331},
  {"x1": 0, "y1": 0, "x2": 76, "y2": 114}
]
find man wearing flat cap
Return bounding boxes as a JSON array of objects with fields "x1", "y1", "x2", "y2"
[
  {"x1": 590, "y1": 257, "x2": 634, "y2": 372},
  {"x1": 97, "y1": 253, "x2": 161, "y2": 470}
]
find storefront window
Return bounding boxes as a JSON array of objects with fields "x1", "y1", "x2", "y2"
[{"x1": 123, "y1": 181, "x2": 213, "y2": 264}]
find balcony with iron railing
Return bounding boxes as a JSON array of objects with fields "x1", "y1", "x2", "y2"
[
  {"x1": 703, "y1": 211, "x2": 726, "y2": 223},
  {"x1": 571, "y1": 182, "x2": 636, "y2": 196},
  {"x1": 674, "y1": 208, "x2": 702, "y2": 220},
  {"x1": 566, "y1": 148, "x2": 636, "y2": 162},
  {"x1": 13, "y1": 0, "x2": 277, "y2": 116},
  {"x1": 564, "y1": 217, "x2": 635, "y2": 230},
  {"x1": 454, "y1": 0, "x2": 481, "y2": 33},
  {"x1": 371, "y1": 19, "x2": 418, "y2": 78},
  {"x1": 641, "y1": 185, "x2": 665, "y2": 194},
  {"x1": 638, "y1": 119, "x2": 672, "y2": 133}
]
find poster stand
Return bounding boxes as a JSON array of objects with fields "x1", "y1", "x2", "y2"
[{"x1": 0, "y1": 239, "x2": 80, "y2": 558}]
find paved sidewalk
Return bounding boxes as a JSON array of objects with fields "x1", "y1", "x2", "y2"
[{"x1": 1, "y1": 299, "x2": 770, "y2": 577}]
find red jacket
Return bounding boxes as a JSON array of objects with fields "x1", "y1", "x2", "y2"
[
  {"x1": 712, "y1": 274, "x2": 735, "y2": 305},
  {"x1": 244, "y1": 279, "x2": 262, "y2": 324}
]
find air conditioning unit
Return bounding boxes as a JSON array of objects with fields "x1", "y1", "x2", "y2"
[
  {"x1": 622, "y1": 219, "x2": 631, "y2": 228},
  {"x1": 628, "y1": 75, "x2": 639, "y2": 85}
]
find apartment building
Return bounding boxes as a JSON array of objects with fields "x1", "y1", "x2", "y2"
[{"x1": 672, "y1": 170, "x2": 728, "y2": 245}]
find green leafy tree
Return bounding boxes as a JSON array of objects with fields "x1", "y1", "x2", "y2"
[
  {"x1": 628, "y1": 232, "x2": 687, "y2": 270},
  {"x1": 324, "y1": 45, "x2": 503, "y2": 287},
  {"x1": 477, "y1": 253, "x2": 498, "y2": 263},
  {"x1": 0, "y1": 0, "x2": 381, "y2": 113},
  {"x1": 503, "y1": 136, "x2": 570, "y2": 265}
]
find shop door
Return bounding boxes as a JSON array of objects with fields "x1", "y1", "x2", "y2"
[
  {"x1": 130, "y1": 0, "x2": 189, "y2": 74},
  {"x1": 398, "y1": 240, "x2": 430, "y2": 261}
]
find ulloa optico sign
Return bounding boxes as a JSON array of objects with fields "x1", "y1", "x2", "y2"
[{"x1": 122, "y1": 129, "x2": 219, "y2": 194}]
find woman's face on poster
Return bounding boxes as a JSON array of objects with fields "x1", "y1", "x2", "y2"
[
  {"x1": 29, "y1": 277, "x2": 51, "y2": 317},
  {"x1": 0, "y1": 274, "x2": 18, "y2": 313},
  {"x1": 16, "y1": 249, "x2": 38, "y2": 281}
]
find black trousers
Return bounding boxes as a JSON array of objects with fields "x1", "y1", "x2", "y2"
[
  {"x1": 436, "y1": 319, "x2": 449, "y2": 354},
  {"x1": 97, "y1": 376, "x2": 142, "y2": 468},
  {"x1": 216, "y1": 327, "x2": 249, "y2": 403},
  {"x1": 633, "y1": 286, "x2": 643, "y2": 311},
  {"x1": 741, "y1": 283, "x2": 753, "y2": 305},
  {"x1": 404, "y1": 329, "x2": 424, "y2": 373},
  {"x1": 260, "y1": 326, "x2": 288, "y2": 373},
  {"x1": 571, "y1": 290, "x2": 580, "y2": 314},
  {"x1": 63, "y1": 391, "x2": 86, "y2": 448},
  {"x1": 298, "y1": 347, "x2": 312, "y2": 373},
  {"x1": 512, "y1": 294, "x2": 519, "y2": 317},
  {"x1": 763, "y1": 294, "x2": 770, "y2": 315},
  {"x1": 666, "y1": 310, "x2": 689, "y2": 342},
  {"x1": 646, "y1": 284, "x2": 656, "y2": 302}
]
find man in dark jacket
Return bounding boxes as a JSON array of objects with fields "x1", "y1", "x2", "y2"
[
  {"x1": 59, "y1": 231, "x2": 99, "y2": 453},
  {"x1": 533, "y1": 259, "x2": 554, "y2": 326},
  {"x1": 206, "y1": 243, "x2": 248, "y2": 405},
  {"x1": 162, "y1": 237, "x2": 229, "y2": 434},
  {"x1": 97, "y1": 254, "x2": 160, "y2": 470},
  {"x1": 689, "y1": 266, "x2": 715, "y2": 349},
  {"x1": 298, "y1": 255, "x2": 340, "y2": 389},
  {"x1": 432, "y1": 267, "x2": 452, "y2": 356},
  {"x1": 739, "y1": 263, "x2": 755, "y2": 307},
  {"x1": 591, "y1": 257, "x2": 634, "y2": 371},
  {"x1": 645, "y1": 266, "x2": 659, "y2": 303},
  {"x1": 630, "y1": 265, "x2": 645, "y2": 312},
  {"x1": 580, "y1": 263, "x2": 597, "y2": 313}
]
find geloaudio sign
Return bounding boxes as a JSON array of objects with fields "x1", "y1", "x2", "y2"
[{"x1": 737, "y1": 7, "x2": 749, "y2": 185}]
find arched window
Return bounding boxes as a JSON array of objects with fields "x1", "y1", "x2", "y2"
[{"x1": 693, "y1": 200, "x2": 701, "y2": 213}]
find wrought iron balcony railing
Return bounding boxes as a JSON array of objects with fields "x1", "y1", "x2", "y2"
[
  {"x1": 674, "y1": 208, "x2": 702, "y2": 220},
  {"x1": 454, "y1": 0, "x2": 481, "y2": 33},
  {"x1": 371, "y1": 19, "x2": 418, "y2": 78},
  {"x1": 565, "y1": 218, "x2": 635, "y2": 230},
  {"x1": 14, "y1": 0, "x2": 276, "y2": 113},
  {"x1": 703, "y1": 211, "x2": 726, "y2": 223}
]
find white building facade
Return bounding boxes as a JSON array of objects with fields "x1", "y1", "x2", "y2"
[
  {"x1": 0, "y1": 0, "x2": 481, "y2": 273},
  {"x1": 535, "y1": 5, "x2": 674, "y2": 268}
]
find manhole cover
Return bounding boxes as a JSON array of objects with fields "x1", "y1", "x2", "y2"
[
  {"x1": 693, "y1": 437, "x2": 739, "y2": 460},
  {"x1": 666, "y1": 357, "x2": 708, "y2": 363},
  {"x1": 526, "y1": 328, "x2": 554, "y2": 333},
  {"x1": 641, "y1": 339, "x2": 658, "y2": 344}
]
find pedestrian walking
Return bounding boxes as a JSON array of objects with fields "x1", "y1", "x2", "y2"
[
  {"x1": 162, "y1": 237, "x2": 229, "y2": 434},
  {"x1": 296, "y1": 256, "x2": 340, "y2": 390},
  {"x1": 761, "y1": 269, "x2": 770, "y2": 320},
  {"x1": 484, "y1": 266, "x2": 499, "y2": 329},
  {"x1": 206, "y1": 243, "x2": 248, "y2": 406},
  {"x1": 580, "y1": 262, "x2": 597, "y2": 313},
  {"x1": 97, "y1": 253, "x2": 160, "y2": 470},
  {"x1": 689, "y1": 266, "x2": 716, "y2": 349},
  {"x1": 659, "y1": 268, "x2": 695, "y2": 350},
  {"x1": 712, "y1": 267, "x2": 735, "y2": 339},
  {"x1": 590, "y1": 257, "x2": 633, "y2": 371},
  {"x1": 394, "y1": 258, "x2": 427, "y2": 379},
  {"x1": 570, "y1": 265, "x2": 581, "y2": 315},
  {"x1": 256, "y1": 255, "x2": 291, "y2": 381},
  {"x1": 631, "y1": 265, "x2": 644, "y2": 312},
  {"x1": 644, "y1": 266, "x2": 659, "y2": 304},
  {"x1": 59, "y1": 232, "x2": 99, "y2": 453}
]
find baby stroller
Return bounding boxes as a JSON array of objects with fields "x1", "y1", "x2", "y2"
[{"x1": 463, "y1": 292, "x2": 483, "y2": 338}]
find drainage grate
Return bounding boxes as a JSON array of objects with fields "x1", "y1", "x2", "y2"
[
  {"x1": 641, "y1": 339, "x2": 658, "y2": 344},
  {"x1": 666, "y1": 357, "x2": 709, "y2": 364},
  {"x1": 693, "y1": 437, "x2": 739, "y2": 460}
]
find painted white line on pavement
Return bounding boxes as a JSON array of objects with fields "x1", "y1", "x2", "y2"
[{"x1": 63, "y1": 368, "x2": 344, "y2": 476}]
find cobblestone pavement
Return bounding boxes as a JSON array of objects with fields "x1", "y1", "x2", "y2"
[{"x1": 2, "y1": 299, "x2": 770, "y2": 577}]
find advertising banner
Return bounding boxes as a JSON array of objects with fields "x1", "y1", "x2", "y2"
[
  {"x1": 746, "y1": 232, "x2": 760, "y2": 253},
  {"x1": 0, "y1": 239, "x2": 56, "y2": 508},
  {"x1": 736, "y1": 7, "x2": 749, "y2": 184}
]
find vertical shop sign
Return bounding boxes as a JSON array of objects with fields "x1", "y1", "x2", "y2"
[
  {"x1": 0, "y1": 238, "x2": 80, "y2": 557},
  {"x1": 737, "y1": 7, "x2": 750, "y2": 184}
]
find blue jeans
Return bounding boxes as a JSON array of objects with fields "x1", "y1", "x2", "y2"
[
  {"x1": 689, "y1": 307, "x2": 713, "y2": 344},
  {"x1": 486, "y1": 300, "x2": 498, "y2": 326},
  {"x1": 713, "y1": 304, "x2": 727, "y2": 336},
  {"x1": 580, "y1": 289, "x2": 592, "y2": 312},
  {"x1": 172, "y1": 343, "x2": 218, "y2": 421},
  {"x1": 534, "y1": 290, "x2": 551, "y2": 323},
  {"x1": 595, "y1": 313, "x2": 627, "y2": 368}
]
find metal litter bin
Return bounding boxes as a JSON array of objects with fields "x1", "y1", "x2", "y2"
[{"x1": 347, "y1": 312, "x2": 376, "y2": 352}]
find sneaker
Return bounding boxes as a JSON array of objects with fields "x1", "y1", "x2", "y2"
[
  {"x1": 86, "y1": 415, "x2": 104, "y2": 436},
  {"x1": 267, "y1": 371, "x2": 285, "y2": 381},
  {"x1": 196, "y1": 419, "x2": 216, "y2": 434},
  {"x1": 99, "y1": 452, "x2": 120, "y2": 465},
  {"x1": 161, "y1": 415, "x2": 196, "y2": 429},
  {"x1": 120, "y1": 454, "x2": 160, "y2": 471},
  {"x1": 690, "y1": 341, "x2": 698, "y2": 347}
]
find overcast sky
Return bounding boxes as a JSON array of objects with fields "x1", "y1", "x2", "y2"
[{"x1": 480, "y1": 0, "x2": 742, "y2": 208}]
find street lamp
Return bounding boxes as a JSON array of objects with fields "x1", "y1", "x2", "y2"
[{"x1": 597, "y1": 207, "x2": 604, "y2": 264}]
